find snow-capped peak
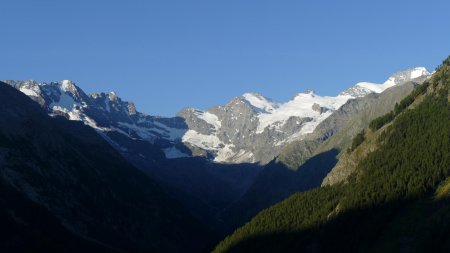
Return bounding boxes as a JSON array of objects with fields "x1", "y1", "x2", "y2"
[
  {"x1": 108, "y1": 91, "x2": 118, "y2": 101},
  {"x1": 305, "y1": 89, "x2": 316, "y2": 95},
  {"x1": 241, "y1": 93, "x2": 279, "y2": 113},
  {"x1": 18, "y1": 80, "x2": 41, "y2": 97},
  {"x1": 385, "y1": 67, "x2": 430, "y2": 86},
  {"x1": 410, "y1": 67, "x2": 430, "y2": 79},
  {"x1": 340, "y1": 67, "x2": 431, "y2": 97},
  {"x1": 60, "y1": 80, "x2": 78, "y2": 93},
  {"x1": 293, "y1": 90, "x2": 317, "y2": 100}
]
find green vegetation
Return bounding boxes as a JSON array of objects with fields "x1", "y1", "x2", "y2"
[
  {"x1": 369, "y1": 110, "x2": 395, "y2": 131},
  {"x1": 369, "y1": 81, "x2": 429, "y2": 131},
  {"x1": 435, "y1": 55, "x2": 450, "y2": 72},
  {"x1": 214, "y1": 57, "x2": 450, "y2": 253},
  {"x1": 347, "y1": 129, "x2": 365, "y2": 153}
]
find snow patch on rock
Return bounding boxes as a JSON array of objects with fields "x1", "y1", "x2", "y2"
[
  {"x1": 182, "y1": 130, "x2": 223, "y2": 150},
  {"x1": 256, "y1": 92, "x2": 351, "y2": 133},
  {"x1": 19, "y1": 86, "x2": 40, "y2": 97},
  {"x1": 196, "y1": 111, "x2": 222, "y2": 130}
]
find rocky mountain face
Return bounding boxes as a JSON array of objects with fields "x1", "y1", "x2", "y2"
[
  {"x1": 0, "y1": 82, "x2": 212, "y2": 253},
  {"x1": 178, "y1": 91, "x2": 349, "y2": 164},
  {"x1": 5, "y1": 79, "x2": 187, "y2": 148},
  {"x1": 339, "y1": 67, "x2": 431, "y2": 97}
]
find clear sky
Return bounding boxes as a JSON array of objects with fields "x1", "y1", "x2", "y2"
[{"x1": 2, "y1": 0, "x2": 450, "y2": 116}]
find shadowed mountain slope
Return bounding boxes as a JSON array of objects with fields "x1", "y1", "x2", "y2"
[{"x1": 0, "y1": 82, "x2": 212, "y2": 253}]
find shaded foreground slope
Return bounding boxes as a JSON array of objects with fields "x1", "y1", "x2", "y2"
[
  {"x1": 6, "y1": 79, "x2": 262, "y2": 237},
  {"x1": 0, "y1": 82, "x2": 212, "y2": 252},
  {"x1": 214, "y1": 56, "x2": 450, "y2": 253}
]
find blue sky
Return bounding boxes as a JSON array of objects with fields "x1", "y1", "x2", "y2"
[{"x1": 2, "y1": 0, "x2": 450, "y2": 116}]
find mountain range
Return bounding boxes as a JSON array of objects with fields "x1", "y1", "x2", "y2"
[
  {"x1": 2, "y1": 60, "x2": 445, "y2": 253},
  {"x1": 4, "y1": 66, "x2": 431, "y2": 165}
]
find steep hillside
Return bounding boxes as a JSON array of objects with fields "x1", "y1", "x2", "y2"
[
  {"x1": 276, "y1": 80, "x2": 421, "y2": 169},
  {"x1": 219, "y1": 78, "x2": 426, "y2": 231},
  {"x1": 0, "y1": 82, "x2": 212, "y2": 253},
  {"x1": 214, "y1": 56, "x2": 450, "y2": 253},
  {"x1": 322, "y1": 78, "x2": 430, "y2": 186}
]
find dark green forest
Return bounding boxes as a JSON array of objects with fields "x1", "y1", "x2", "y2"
[{"x1": 214, "y1": 56, "x2": 450, "y2": 253}]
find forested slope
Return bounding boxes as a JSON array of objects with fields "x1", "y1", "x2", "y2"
[{"x1": 214, "y1": 56, "x2": 450, "y2": 253}]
